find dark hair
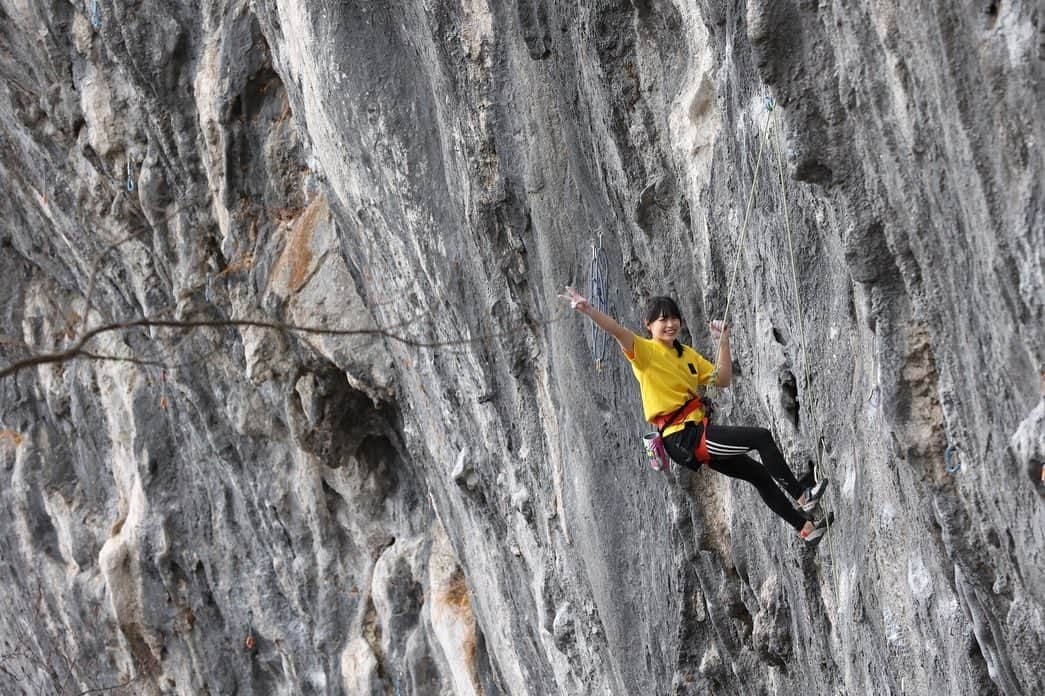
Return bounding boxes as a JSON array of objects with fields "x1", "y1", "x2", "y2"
[{"x1": 643, "y1": 296, "x2": 685, "y2": 357}]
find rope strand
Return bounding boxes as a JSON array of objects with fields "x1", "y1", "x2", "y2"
[
  {"x1": 590, "y1": 234, "x2": 610, "y2": 371},
  {"x1": 770, "y1": 106, "x2": 840, "y2": 595},
  {"x1": 709, "y1": 109, "x2": 774, "y2": 391}
]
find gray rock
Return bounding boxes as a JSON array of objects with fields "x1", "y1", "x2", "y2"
[{"x1": 0, "y1": 1, "x2": 1042, "y2": 695}]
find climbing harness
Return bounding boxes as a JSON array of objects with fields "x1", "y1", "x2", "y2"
[
  {"x1": 90, "y1": 0, "x2": 101, "y2": 30},
  {"x1": 643, "y1": 397, "x2": 706, "y2": 471},
  {"x1": 589, "y1": 232, "x2": 610, "y2": 371},
  {"x1": 945, "y1": 444, "x2": 962, "y2": 474},
  {"x1": 126, "y1": 157, "x2": 135, "y2": 192}
]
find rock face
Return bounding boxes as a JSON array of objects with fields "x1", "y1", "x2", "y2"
[{"x1": 0, "y1": 1, "x2": 1042, "y2": 694}]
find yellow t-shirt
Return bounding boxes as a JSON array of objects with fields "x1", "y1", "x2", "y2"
[{"x1": 624, "y1": 335, "x2": 716, "y2": 437}]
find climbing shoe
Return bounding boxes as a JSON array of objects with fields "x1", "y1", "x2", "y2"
[
  {"x1": 800, "y1": 511, "x2": 834, "y2": 545},
  {"x1": 799, "y1": 477, "x2": 829, "y2": 513}
]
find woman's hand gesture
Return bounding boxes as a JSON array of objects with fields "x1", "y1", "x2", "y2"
[
  {"x1": 709, "y1": 320, "x2": 729, "y2": 340},
  {"x1": 558, "y1": 286, "x2": 590, "y2": 312},
  {"x1": 560, "y1": 285, "x2": 633, "y2": 352}
]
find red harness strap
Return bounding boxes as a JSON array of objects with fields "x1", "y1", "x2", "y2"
[
  {"x1": 651, "y1": 398, "x2": 704, "y2": 432},
  {"x1": 693, "y1": 417, "x2": 710, "y2": 464},
  {"x1": 652, "y1": 401, "x2": 711, "y2": 466}
]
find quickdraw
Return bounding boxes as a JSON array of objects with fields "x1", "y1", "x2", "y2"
[
  {"x1": 866, "y1": 385, "x2": 881, "y2": 407},
  {"x1": 589, "y1": 232, "x2": 610, "y2": 371}
]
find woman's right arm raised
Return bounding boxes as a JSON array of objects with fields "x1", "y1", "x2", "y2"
[{"x1": 558, "y1": 286, "x2": 634, "y2": 354}]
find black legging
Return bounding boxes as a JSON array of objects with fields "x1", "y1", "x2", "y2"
[{"x1": 667, "y1": 422, "x2": 809, "y2": 531}]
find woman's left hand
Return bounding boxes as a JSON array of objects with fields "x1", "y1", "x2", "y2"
[
  {"x1": 558, "y1": 286, "x2": 590, "y2": 312},
  {"x1": 709, "y1": 320, "x2": 729, "y2": 340}
]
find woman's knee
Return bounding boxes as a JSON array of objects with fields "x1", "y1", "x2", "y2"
[
  {"x1": 753, "y1": 427, "x2": 774, "y2": 448},
  {"x1": 710, "y1": 456, "x2": 771, "y2": 484}
]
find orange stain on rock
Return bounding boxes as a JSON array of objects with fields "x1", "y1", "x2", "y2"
[
  {"x1": 0, "y1": 430, "x2": 24, "y2": 447},
  {"x1": 275, "y1": 196, "x2": 327, "y2": 293}
]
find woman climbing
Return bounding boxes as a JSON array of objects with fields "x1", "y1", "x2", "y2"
[{"x1": 559, "y1": 287, "x2": 832, "y2": 543}]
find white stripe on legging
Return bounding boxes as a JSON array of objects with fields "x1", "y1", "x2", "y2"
[{"x1": 706, "y1": 441, "x2": 751, "y2": 455}]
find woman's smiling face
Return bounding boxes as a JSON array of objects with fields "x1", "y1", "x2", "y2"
[{"x1": 646, "y1": 313, "x2": 681, "y2": 346}]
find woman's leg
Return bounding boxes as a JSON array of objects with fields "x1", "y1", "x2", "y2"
[
  {"x1": 707, "y1": 455, "x2": 809, "y2": 531},
  {"x1": 702, "y1": 423, "x2": 804, "y2": 500}
]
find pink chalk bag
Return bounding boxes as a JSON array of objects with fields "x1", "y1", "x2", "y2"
[{"x1": 642, "y1": 431, "x2": 671, "y2": 471}]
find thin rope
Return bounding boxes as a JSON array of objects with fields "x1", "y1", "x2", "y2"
[
  {"x1": 770, "y1": 109, "x2": 827, "y2": 481},
  {"x1": 771, "y1": 111, "x2": 816, "y2": 465},
  {"x1": 769, "y1": 106, "x2": 841, "y2": 594},
  {"x1": 590, "y1": 232, "x2": 610, "y2": 371},
  {"x1": 708, "y1": 108, "x2": 774, "y2": 391}
]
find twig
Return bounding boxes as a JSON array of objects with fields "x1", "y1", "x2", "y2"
[
  {"x1": 78, "y1": 351, "x2": 180, "y2": 370},
  {"x1": 1, "y1": 311, "x2": 566, "y2": 381},
  {"x1": 74, "y1": 664, "x2": 143, "y2": 696},
  {"x1": 78, "y1": 199, "x2": 197, "y2": 337}
]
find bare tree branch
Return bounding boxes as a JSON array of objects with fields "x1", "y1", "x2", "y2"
[
  {"x1": 0, "y1": 310, "x2": 566, "y2": 381},
  {"x1": 5, "y1": 161, "x2": 566, "y2": 389},
  {"x1": 77, "y1": 351, "x2": 185, "y2": 370},
  {"x1": 73, "y1": 662, "x2": 144, "y2": 696},
  {"x1": 77, "y1": 198, "x2": 198, "y2": 337}
]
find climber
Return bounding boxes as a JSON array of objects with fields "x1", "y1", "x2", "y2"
[{"x1": 559, "y1": 287, "x2": 832, "y2": 543}]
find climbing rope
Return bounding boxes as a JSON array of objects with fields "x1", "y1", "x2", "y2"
[
  {"x1": 589, "y1": 232, "x2": 610, "y2": 372},
  {"x1": 768, "y1": 108, "x2": 817, "y2": 471},
  {"x1": 709, "y1": 106, "x2": 775, "y2": 388},
  {"x1": 768, "y1": 105, "x2": 843, "y2": 598}
]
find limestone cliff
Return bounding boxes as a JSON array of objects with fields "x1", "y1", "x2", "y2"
[{"x1": 0, "y1": 1, "x2": 1042, "y2": 694}]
